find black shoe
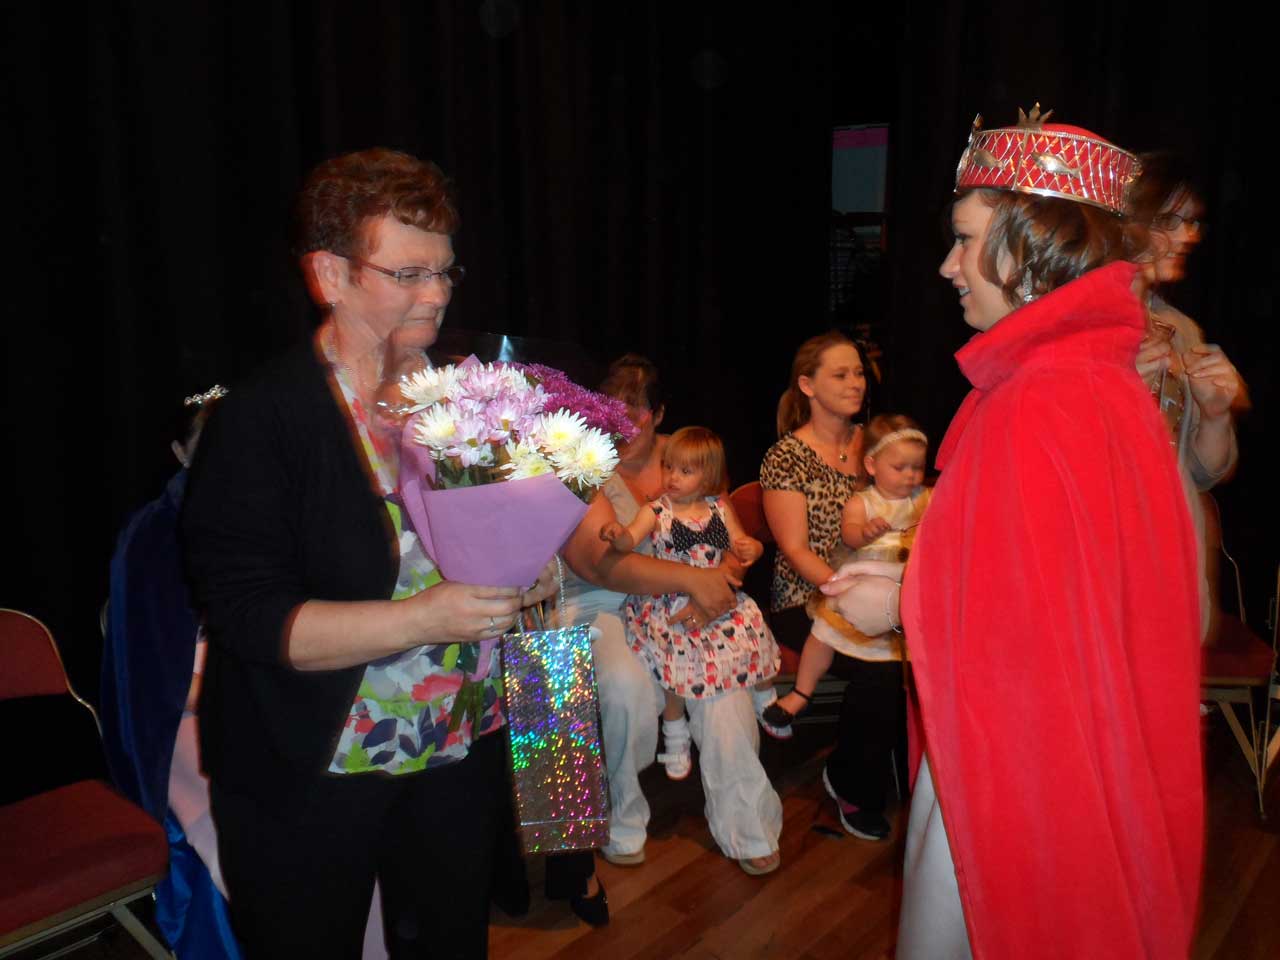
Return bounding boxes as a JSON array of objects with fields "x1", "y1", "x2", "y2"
[
  {"x1": 569, "y1": 879, "x2": 610, "y2": 927},
  {"x1": 836, "y1": 803, "x2": 890, "y2": 841},
  {"x1": 823, "y1": 766, "x2": 889, "y2": 841},
  {"x1": 760, "y1": 688, "x2": 812, "y2": 740}
]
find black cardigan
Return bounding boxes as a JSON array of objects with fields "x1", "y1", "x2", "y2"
[{"x1": 182, "y1": 338, "x2": 398, "y2": 807}]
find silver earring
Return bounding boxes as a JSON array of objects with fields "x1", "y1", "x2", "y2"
[{"x1": 1018, "y1": 270, "x2": 1036, "y2": 303}]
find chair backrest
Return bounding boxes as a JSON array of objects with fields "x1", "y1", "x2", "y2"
[
  {"x1": 729, "y1": 481, "x2": 773, "y2": 544},
  {"x1": 0, "y1": 608, "x2": 101, "y2": 731}
]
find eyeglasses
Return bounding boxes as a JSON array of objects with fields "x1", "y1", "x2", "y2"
[
  {"x1": 1150, "y1": 212, "x2": 1205, "y2": 234},
  {"x1": 345, "y1": 255, "x2": 466, "y2": 288}
]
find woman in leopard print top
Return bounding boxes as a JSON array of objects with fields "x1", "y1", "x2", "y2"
[
  {"x1": 759, "y1": 332, "x2": 867, "y2": 648},
  {"x1": 759, "y1": 333, "x2": 904, "y2": 844}
]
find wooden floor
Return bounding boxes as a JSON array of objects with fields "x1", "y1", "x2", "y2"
[
  {"x1": 46, "y1": 710, "x2": 1280, "y2": 960},
  {"x1": 490, "y1": 714, "x2": 1280, "y2": 960}
]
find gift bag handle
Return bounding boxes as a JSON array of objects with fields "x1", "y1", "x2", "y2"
[{"x1": 525, "y1": 554, "x2": 567, "y2": 634}]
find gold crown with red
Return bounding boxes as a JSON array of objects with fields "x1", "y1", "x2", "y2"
[{"x1": 954, "y1": 104, "x2": 1141, "y2": 216}]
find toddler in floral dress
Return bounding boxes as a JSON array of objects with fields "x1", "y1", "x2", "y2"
[{"x1": 602, "y1": 426, "x2": 780, "y2": 780}]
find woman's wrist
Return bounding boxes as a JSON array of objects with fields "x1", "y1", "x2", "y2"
[{"x1": 883, "y1": 581, "x2": 902, "y2": 634}]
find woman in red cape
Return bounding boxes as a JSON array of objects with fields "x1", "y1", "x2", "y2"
[{"x1": 828, "y1": 111, "x2": 1203, "y2": 958}]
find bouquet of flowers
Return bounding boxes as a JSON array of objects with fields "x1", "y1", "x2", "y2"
[
  {"x1": 401, "y1": 359, "x2": 634, "y2": 496},
  {"x1": 397, "y1": 357, "x2": 635, "y2": 590},
  {"x1": 396, "y1": 356, "x2": 634, "y2": 852}
]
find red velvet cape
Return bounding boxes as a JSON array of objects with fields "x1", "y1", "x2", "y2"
[{"x1": 902, "y1": 262, "x2": 1203, "y2": 959}]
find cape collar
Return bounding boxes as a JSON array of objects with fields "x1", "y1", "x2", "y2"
[
  {"x1": 937, "y1": 261, "x2": 1143, "y2": 471},
  {"x1": 954, "y1": 260, "x2": 1144, "y2": 392}
]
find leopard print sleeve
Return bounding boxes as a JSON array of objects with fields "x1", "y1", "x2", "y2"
[{"x1": 759, "y1": 434, "x2": 860, "y2": 612}]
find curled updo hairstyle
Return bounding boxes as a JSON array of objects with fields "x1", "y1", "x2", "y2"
[
  {"x1": 776, "y1": 331, "x2": 864, "y2": 438},
  {"x1": 599, "y1": 353, "x2": 666, "y2": 414},
  {"x1": 968, "y1": 189, "x2": 1134, "y2": 307},
  {"x1": 293, "y1": 148, "x2": 460, "y2": 260},
  {"x1": 663, "y1": 426, "x2": 727, "y2": 496}
]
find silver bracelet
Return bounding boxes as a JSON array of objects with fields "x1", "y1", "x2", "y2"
[{"x1": 884, "y1": 582, "x2": 903, "y2": 634}]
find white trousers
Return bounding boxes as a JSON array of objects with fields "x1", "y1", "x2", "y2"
[
  {"x1": 897, "y1": 756, "x2": 971, "y2": 960},
  {"x1": 576, "y1": 590, "x2": 781, "y2": 860}
]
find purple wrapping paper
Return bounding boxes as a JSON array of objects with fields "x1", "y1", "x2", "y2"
[
  {"x1": 502, "y1": 623, "x2": 611, "y2": 853},
  {"x1": 399, "y1": 421, "x2": 590, "y2": 672},
  {"x1": 399, "y1": 421, "x2": 607, "y2": 847}
]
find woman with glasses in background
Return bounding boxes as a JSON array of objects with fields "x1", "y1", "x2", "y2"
[
  {"x1": 1130, "y1": 152, "x2": 1245, "y2": 638},
  {"x1": 1131, "y1": 152, "x2": 1242, "y2": 489}
]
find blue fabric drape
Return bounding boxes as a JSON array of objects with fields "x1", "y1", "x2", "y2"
[
  {"x1": 101, "y1": 469, "x2": 198, "y2": 821},
  {"x1": 100, "y1": 469, "x2": 242, "y2": 959},
  {"x1": 156, "y1": 814, "x2": 243, "y2": 960}
]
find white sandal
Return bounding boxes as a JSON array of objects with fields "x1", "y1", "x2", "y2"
[{"x1": 658, "y1": 720, "x2": 692, "y2": 781}]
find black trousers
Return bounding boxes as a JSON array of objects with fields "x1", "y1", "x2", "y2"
[
  {"x1": 824, "y1": 656, "x2": 905, "y2": 818},
  {"x1": 211, "y1": 732, "x2": 507, "y2": 960}
]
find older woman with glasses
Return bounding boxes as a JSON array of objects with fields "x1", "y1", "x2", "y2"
[{"x1": 182, "y1": 148, "x2": 557, "y2": 959}]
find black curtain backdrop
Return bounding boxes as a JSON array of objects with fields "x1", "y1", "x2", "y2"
[{"x1": 3, "y1": 2, "x2": 1274, "y2": 703}]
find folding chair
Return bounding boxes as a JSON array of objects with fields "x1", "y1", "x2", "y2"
[
  {"x1": 0, "y1": 608, "x2": 171, "y2": 958},
  {"x1": 1199, "y1": 497, "x2": 1279, "y2": 819}
]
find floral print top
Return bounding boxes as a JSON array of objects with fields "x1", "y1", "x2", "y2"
[{"x1": 319, "y1": 325, "x2": 504, "y2": 775}]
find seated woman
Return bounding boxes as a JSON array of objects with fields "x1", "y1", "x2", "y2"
[
  {"x1": 758, "y1": 337, "x2": 905, "y2": 841},
  {"x1": 182, "y1": 148, "x2": 558, "y2": 959},
  {"x1": 831, "y1": 110, "x2": 1203, "y2": 958},
  {"x1": 560, "y1": 355, "x2": 783, "y2": 877}
]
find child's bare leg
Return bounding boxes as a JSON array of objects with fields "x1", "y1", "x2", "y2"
[
  {"x1": 662, "y1": 689, "x2": 685, "y2": 722},
  {"x1": 775, "y1": 634, "x2": 833, "y2": 715}
]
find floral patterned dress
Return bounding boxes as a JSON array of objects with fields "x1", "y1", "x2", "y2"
[{"x1": 624, "y1": 495, "x2": 779, "y2": 698}]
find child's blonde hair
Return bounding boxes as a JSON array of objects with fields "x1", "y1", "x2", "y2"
[
  {"x1": 663, "y1": 426, "x2": 728, "y2": 495},
  {"x1": 861, "y1": 414, "x2": 928, "y2": 485}
]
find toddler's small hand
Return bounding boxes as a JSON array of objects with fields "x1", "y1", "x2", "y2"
[
  {"x1": 863, "y1": 517, "x2": 892, "y2": 543},
  {"x1": 732, "y1": 536, "x2": 762, "y2": 565},
  {"x1": 599, "y1": 521, "x2": 624, "y2": 543}
]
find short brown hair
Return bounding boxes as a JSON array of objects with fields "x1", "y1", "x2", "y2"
[
  {"x1": 293, "y1": 148, "x2": 460, "y2": 259},
  {"x1": 968, "y1": 189, "x2": 1132, "y2": 308},
  {"x1": 1124, "y1": 152, "x2": 1203, "y2": 262},
  {"x1": 599, "y1": 354, "x2": 666, "y2": 412},
  {"x1": 1127, "y1": 151, "x2": 1201, "y2": 228},
  {"x1": 664, "y1": 426, "x2": 727, "y2": 496}
]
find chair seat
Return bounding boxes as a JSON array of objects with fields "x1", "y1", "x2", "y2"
[
  {"x1": 1202, "y1": 615, "x2": 1274, "y2": 686},
  {"x1": 0, "y1": 780, "x2": 168, "y2": 939}
]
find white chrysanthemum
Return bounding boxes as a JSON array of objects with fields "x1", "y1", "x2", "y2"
[
  {"x1": 552, "y1": 427, "x2": 619, "y2": 489},
  {"x1": 500, "y1": 439, "x2": 555, "y2": 481},
  {"x1": 411, "y1": 404, "x2": 460, "y2": 451},
  {"x1": 400, "y1": 366, "x2": 460, "y2": 410},
  {"x1": 535, "y1": 409, "x2": 588, "y2": 455}
]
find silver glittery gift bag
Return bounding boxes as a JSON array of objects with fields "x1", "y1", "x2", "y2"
[{"x1": 501, "y1": 595, "x2": 611, "y2": 854}]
